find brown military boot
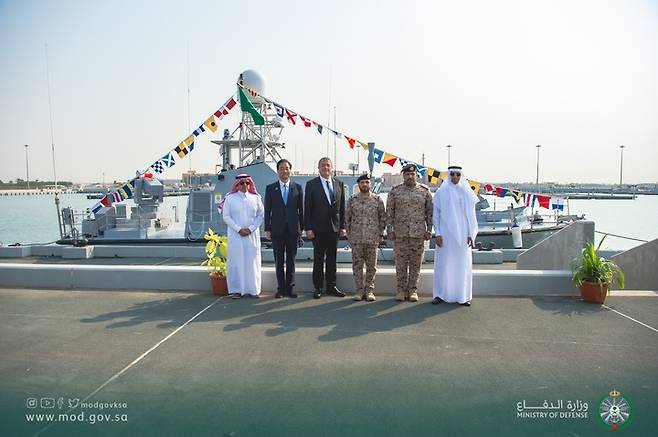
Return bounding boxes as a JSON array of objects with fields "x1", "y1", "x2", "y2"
[
  {"x1": 395, "y1": 289, "x2": 406, "y2": 301},
  {"x1": 353, "y1": 291, "x2": 364, "y2": 301},
  {"x1": 408, "y1": 290, "x2": 419, "y2": 302},
  {"x1": 366, "y1": 291, "x2": 376, "y2": 302}
]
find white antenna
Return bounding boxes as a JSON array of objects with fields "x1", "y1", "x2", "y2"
[
  {"x1": 186, "y1": 41, "x2": 192, "y2": 171},
  {"x1": 45, "y1": 43, "x2": 57, "y2": 190}
]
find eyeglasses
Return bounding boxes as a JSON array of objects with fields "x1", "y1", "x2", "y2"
[
  {"x1": 450, "y1": 172, "x2": 461, "y2": 177},
  {"x1": 238, "y1": 181, "x2": 250, "y2": 186}
]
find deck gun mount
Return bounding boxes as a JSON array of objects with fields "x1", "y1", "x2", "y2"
[
  {"x1": 132, "y1": 178, "x2": 165, "y2": 219},
  {"x1": 81, "y1": 177, "x2": 170, "y2": 239}
]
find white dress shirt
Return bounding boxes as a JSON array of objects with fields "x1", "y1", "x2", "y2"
[
  {"x1": 279, "y1": 180, "x2": 289, "y2": 203},
  {"x1": 320, "y1": 176, "x2": 333, "y2": 204}
]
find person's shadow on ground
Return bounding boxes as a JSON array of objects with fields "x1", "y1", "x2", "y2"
[
  {"x1": 222, "y1": 296, "x2": 459, "y2": 342},
  {"x1": 80, "y1": 292, "x2": 299, "y2": 329}
]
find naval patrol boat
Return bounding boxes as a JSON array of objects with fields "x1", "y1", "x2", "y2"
[{"x1": 56, "y1": 70, "x2": 574, "y2": 250}]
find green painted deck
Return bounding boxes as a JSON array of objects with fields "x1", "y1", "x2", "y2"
[{"x1": 1, "y1": 288, "x2": 656, "y2": 436}]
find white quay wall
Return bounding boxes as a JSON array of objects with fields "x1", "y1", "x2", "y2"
[{"x1": 0, "y1": 263, "x2": 577, "y2": 296}]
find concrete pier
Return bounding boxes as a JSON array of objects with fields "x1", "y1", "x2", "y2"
[{"x1": 1, "y1": 288, "x2": 656, "y2": 436}]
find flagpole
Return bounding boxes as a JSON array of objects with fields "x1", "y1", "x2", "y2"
[
  {"x1": 326, "y1": 68, "x2": 332, "y2": 158},
  {"x1": 45, "y1": 43, "x2": 58, "y2": 191},
  {"x1": 186, "y1": 41, "x2": 192, "y2": 172},
  {"x1": 333, "y1": 106, "x2": 337, "y2": 176}
]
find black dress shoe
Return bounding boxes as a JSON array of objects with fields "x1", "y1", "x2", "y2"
[
  {"x1": 459, "y1": 301, "x2": 471, "y2": 306},
  {"x1": 275, "y1": 291, "x2": 285, "y2": 299},
  {"x1": 313, "y1": 289, "x2": 322, "y2": 299},
  {"x1": 288, "y1": 291, "x2": 298, "y2": 298},
  {"x1": 326, "y1": 286, "x2": 346, "y2": 298},
  {"x1": 431, "y1": 297, "x2": 444, "y2": 305}
]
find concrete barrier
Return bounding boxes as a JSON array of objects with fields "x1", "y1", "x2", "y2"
[
  {"x1": 516, "y1": 221, "x2": 595, "y2": 270},
  {"x1": 500, "y1": 249, "x2": 525, "y2": 262},
  {"x1": 0, "y1": 246, "x2": 31, "y2": 258},
  {"x1": 31, "y1": 244, "x2": 64, "y2": 257},
  {"x1": 14, "y1": 244, "x2": 518, "y2": 266},
  {"x1": 91, "y1": 245, "x2": 205, "y2": 258},
  {"x1": 611, "y1": 238, "x2": 658, "y2": 290},
  {"x1": 0, "y1": 263, "x2": 577, "y2": 296},
  {"x1": 62, "y1": 246, "x2": 94, "y2": 259}
]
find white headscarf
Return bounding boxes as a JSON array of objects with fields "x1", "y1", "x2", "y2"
[{"x1": 433, "y1": 168, "x2": 479, "y2": 245}]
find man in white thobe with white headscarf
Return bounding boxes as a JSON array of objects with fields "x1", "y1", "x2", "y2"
[
  {"x1": 432, "y1": 166, "x2": 479, "y2": 306},
  {"x1": 222, "y1": 174, "x2": 264, "y2": 299}
]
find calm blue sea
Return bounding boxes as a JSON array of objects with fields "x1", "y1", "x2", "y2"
[
  {"x1": 0, "y1": 193, "x2": 190, "y2": 245},
  {"x1": 0, "y1": 192, "x2": 656, "y2": 251}
]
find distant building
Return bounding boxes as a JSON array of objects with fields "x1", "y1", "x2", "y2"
[
  {"x1": 384, "y1": 172, "x2": 402, "y2": 186},
  {"x1": 382, "y1": 172, "x2": 439, "y2": 187},
  {"x1": 182, "y1": 170, "x2": 216, "y2": 188}
]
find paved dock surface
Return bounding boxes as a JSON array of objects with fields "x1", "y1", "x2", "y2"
[{"x1": 1, "y1": 289, "x2": 656, "y2": 436}]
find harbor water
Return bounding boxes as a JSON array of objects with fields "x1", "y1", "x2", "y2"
[
  {"x1": 0, "y1": 192, "x2": 656, "y2": 251},
  {"x1": 0, "y1": 193, "x2": 189, "y2": 245}
]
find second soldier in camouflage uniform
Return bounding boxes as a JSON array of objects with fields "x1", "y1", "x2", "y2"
[
  {"x1": 386, "y1": 163, "x2": 433, "y2": 302},
  {"x1": 345, "y1": 173, "x2": 386, "y2": 302}
]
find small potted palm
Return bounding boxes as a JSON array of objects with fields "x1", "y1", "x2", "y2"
[
  {"x1": 572, "y1": 237, "x2": 625, "y2": 304},
  {"x1": 202, "y1": 229, "x2": 228, "y2": 296}
]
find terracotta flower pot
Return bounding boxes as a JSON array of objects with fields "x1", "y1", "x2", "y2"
[
  {"x1": 580, "y1": 281, "x2": 608, "y2": 304},
  {"x1": 210, "y1": 273, "x2": 228, "y2": 296}
]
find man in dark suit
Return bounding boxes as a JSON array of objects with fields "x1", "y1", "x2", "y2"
[
  {"x1": 264, "y1": 159, "x2": 304, "y2": 298},
  {"x1": 304, "y1": 157, "x2": 346, "y2": 299}
]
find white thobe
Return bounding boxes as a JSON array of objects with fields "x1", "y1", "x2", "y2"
[
  {"x1": 432, "y1": 188, "x2": 478, "y2": 303},
  {"x1": 222, "y1": 191, "x2": 264, "y2": 295}
]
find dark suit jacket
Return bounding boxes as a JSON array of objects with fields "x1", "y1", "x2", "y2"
[
  {"x1": 264, "y1": 180, "x2": 304, "y2": 237},
  {"x1": 304, "y1": 176, "x2": 345, "y2": 233}
]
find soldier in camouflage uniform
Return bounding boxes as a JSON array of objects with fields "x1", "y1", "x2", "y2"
[
  {"x1": 386, "y1": 163, "x2": 433, "y2": 302},
  {"x1": 345, "y1": 173, "x2": 386, "y2": 302}
]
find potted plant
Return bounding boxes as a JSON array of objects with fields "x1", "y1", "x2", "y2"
[
  {"x1": 201, "y1": 229, "x2": 228, "y2": 296},
  {"x1": 571, "y1": 237, "x2": 625, "y2": 304}
]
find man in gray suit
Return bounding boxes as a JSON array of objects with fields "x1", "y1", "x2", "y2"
[{"x1": 304, "y1": 157, "x2": 346, "y2": 299}]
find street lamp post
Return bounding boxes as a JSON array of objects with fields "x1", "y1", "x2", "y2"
[
  {"x1": 619, "y1": 145, "x2": 625, "y2": 186},
  {"x1": 24, "y1": 144, "x2": 30, "y2": 190},
  {"x1": 446, "y1": 144, "x2": 452, "y2": 167},
  {"x1": 535, "y1": 144, "x2": 541, "y2": 188}
]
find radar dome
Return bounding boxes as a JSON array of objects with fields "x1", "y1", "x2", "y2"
[{"x1": 238, "y1": 70, "x2": 266, "y2": 105}]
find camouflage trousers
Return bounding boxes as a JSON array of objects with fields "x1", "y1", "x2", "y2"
[
  {"x1": 351, "y1": 243, "x2": 379, "y2": 293},
  {"x1": 393, "y1": 237, "x2": 425, "y2": 294}
]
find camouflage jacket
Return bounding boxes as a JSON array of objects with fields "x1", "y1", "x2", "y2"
[
  {"x1": 386, "y1": 183, "x2": 433, "y2": 238},
  {"x1": 345, "y1": 193, "x2": 386, "y2": 245}
]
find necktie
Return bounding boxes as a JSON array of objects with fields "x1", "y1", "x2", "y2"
[
  {"x1": 326, "y1": 180, "x2": 334, "y2": 202},
  {"x1": 282, "y1": 184, "x2": 288, "y2": 205}
]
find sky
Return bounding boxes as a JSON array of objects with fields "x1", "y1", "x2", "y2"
[{"x1": 1, "y1": 0, "x2": 657, "y2": 185}]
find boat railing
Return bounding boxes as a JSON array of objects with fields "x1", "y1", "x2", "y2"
[
  {"x1": 185, "y1": 211, "x2": 214, "y2": 241},
  {"x1": 594, "y1": 230, "x2": 649, "y2": 244},
  {"x1": 480, "y1": 209, "x2": 583, "y2": 232}
]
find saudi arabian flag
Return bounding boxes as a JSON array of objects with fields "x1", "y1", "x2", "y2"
[{"x1": 238, "y1": 87, "x2": 265, "y2": 125}]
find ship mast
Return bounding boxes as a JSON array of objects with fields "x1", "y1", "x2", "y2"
[{"x1": 212, "y1": 70, "x2": 285, "y2": 171}]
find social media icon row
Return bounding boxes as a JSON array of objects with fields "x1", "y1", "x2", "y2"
[{"x1": 26, "y1": 397, "x2": 79, "y2": 409}]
